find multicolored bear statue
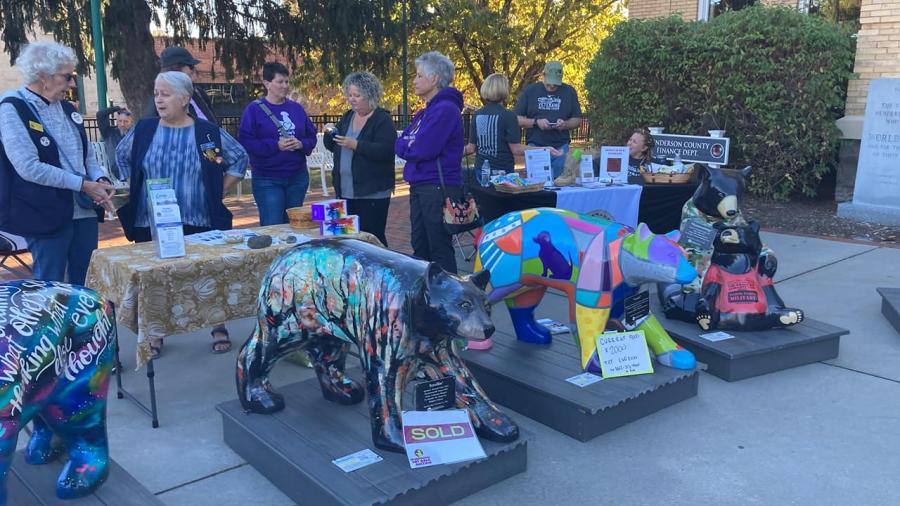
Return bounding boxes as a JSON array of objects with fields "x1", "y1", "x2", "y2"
[
  {"x1": 476, "y1": 208, "x2": 698, "y2": 373},
  {"x1": 237, "y1": 239, "x2": 518, "y2": 453},
  {"x1": 0, "y1": 280, "x2": 116, "y2": 505}
]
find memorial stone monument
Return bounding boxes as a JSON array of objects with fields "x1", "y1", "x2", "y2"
[{"x1": 838, "y1": 78, "x2": 900, "y2": 225}]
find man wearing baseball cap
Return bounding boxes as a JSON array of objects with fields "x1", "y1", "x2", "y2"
[
  {"x1": 514, "y1": 61, "x2": 582, "y2": 178},
  {"x1": 144, "y1": 46, "x2": 217, "y2": 124}
]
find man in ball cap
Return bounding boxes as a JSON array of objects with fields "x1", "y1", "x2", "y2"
[
  {"x1": 514, "y1": 61, "x2": 582, "y2": 178},
  {"x1": 144, "y1": 46, "x2": 218, "y2": 124}
]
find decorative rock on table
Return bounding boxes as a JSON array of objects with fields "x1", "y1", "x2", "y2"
[
  {"x1": 476, "y1": 207, "x2": 697, "y2": 373},
  {"x1": 0, "y1": 281, "x2": 116, "y2": 505},
  {"x1": 236, "y1": 239, "x2": 518, "y2": 452}
]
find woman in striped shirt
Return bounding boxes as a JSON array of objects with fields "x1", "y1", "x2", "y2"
[{"x1": 117, "y1": 71, "x2": 248, "y2": 358}]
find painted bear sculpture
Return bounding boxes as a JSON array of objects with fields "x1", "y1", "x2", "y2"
[
  {"x1": 476, "y1": 208, "x2": 698, "y2": 373},
  {"x1": 658, "y1": 164, "x2": 778, "y2": 323},
  {"x1": 236, "y1": 239, "x2": 518, "y2": 453},
  {"x1": 0, "y1": 280, "x2": 116, "y2": 505},
  {"x1": 696, "y1": 221, "x2": 804, "y2": 331}
]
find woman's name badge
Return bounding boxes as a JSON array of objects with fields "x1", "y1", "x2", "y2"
[
  {"x1": 28, "y1": 120, "x2": 43, "y2": 132},
  {"x1": 70, "y1": 112, "x2": 83, "y2": 124}
]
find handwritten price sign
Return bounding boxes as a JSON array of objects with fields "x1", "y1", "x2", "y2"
[{"x1": 596, "y1": 330, "x2": 654, "y2": 379}]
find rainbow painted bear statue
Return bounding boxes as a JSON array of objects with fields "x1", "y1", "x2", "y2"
[
  {"x1": 0, "y1": 280, "x2": 116, "y2": 505},
  {"x1": 476, "y1": 208, "x2": 697, "y2": 373}
]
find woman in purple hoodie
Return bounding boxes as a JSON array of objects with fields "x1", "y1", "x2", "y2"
[
  {"x1": 395, "y1": 51, "x2": 465, "y2": 274},
  {"x1": 239, "y1": 62, "x2": 318, "y2": 225}
]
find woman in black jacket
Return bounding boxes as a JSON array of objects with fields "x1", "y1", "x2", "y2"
[{"x1": 324, "y1": 71, "x2": 397, "y2": 246}]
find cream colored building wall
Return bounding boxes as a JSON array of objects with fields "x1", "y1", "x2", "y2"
[
  {"x1": 628, "y1": 0, "x2": 700, "y2": 20},
  {"x1": 0, "y1": 31, "x2": 126, "y2": 115},
  {"x1": 845, "y1": 0, "x2": 900, "y2": 116}
]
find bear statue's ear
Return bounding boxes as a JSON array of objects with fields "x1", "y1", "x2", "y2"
[
  {"x1": 637, "y1": 222, "x2": 652, "y2": 240},
  {"x1": 696, "y1": 163, "x2": 709, "y2": 182},
  {"x1": 665, "y1": 229, "x2": 681, "y2": 243},
  {"x1": 469, "y1": 270, "x2": 491, "y2": 291},
  {"x1": 741, "y1": 166, "x2": 753, "y2": 179},
  {"x1": 422, "y1": 262, "x2": 444, "y2": 303}
]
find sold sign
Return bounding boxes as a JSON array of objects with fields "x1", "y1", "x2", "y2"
[{"x1": 403, "y1": 423, "x2": 473, "y2": 444}]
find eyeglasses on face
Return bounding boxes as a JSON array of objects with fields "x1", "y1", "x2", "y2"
[{"x1": 54, "y1": 72, "x2": 77, "y2": 82}]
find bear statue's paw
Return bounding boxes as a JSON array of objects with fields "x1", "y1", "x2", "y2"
[
  {"x1": 56, "y1": 458, "x2": 109, "y2": 500},
  {"x1": 319, "y1": 377, "x2": 365, "y2": 406},
  {"x1": 25, "y1": 426, "x2": 61, "y2": 465},
  {"x1": 696, "y1": 314, "x2": 712, "y2": 331},
  {"x1": 244, "y1": 384, "x2": 285, "y2": 414},
  {"x1": 372, "y1": 428, "x2": 406, "y2": 454},
  {"x1": 778, "y1": 309, "x2": 804, "y2": 326},
  {"x1": 475, "y1": 413, "x2": 519, "y2": 443},
  {"x1": 656, "y1": 347, "x2": 696, "y2": 370}
]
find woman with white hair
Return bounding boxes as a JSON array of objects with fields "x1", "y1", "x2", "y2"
[
  {"x1": 0, "y1": 41, "x2": 115, "y2": 285},
  {"x1": 116, "y1": 71, "x2": 249, "y2": 358},
  {"x1": 323, "y1": 71, "x2": 397, "y2": 246},
  {"x1": 395, "y1": 51, "x2": 465, "y2": 274}
]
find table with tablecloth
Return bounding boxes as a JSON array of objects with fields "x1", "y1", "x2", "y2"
[
  {"x1": 471, "y1": 181, "x2": 697, "y2": 233},
  {"x1": 85, "y1": 224, "x2": 379, "y2": 369}
]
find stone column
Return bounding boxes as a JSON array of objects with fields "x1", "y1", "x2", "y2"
[{"x1": 835, "y1": 0, "x2": 900, "y2": 202}]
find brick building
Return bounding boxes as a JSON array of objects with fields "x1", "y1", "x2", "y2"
[{"x1": 627, "y1": 0, "x2": 801, "y2": 21}]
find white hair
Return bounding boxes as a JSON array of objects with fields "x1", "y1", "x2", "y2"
[
  {"x1": 155, "y1": 71, "x2": 194, "y2": 99},
  {"x1": 15, "y1": 42, "x2": 77, "y2": 84},
  {"x1": 415, "y1": 51, "x2": 454, "y2": 89}
]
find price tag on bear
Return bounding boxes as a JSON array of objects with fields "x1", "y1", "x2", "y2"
[
  {"x1": 414, "y1": 376, "x2": 456, "y2": 411},
  {"x1": 402, "y1": 409, "x2": 485, "y2": 468},
  {"x1": 623, "y1": 290, "x2": 650, "y2": 326},
  {"x1": 595, "y1": 330, "x2": 654, "y2": 379},
  {"x1": 681, "y1": 218, "x2": 717, "y2": 250}
]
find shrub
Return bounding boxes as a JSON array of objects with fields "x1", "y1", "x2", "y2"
[{"x1": 584, "y1": 6, "x2": 855, "y2": 200}]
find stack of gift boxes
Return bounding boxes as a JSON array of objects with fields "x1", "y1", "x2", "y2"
[{"x1": 310, "y1": 199, "x2": 360, "y2": 236}]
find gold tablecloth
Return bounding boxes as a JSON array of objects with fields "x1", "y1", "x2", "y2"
[{"x1": 85, "y1": 225, "x2": 379, "y2": 368}]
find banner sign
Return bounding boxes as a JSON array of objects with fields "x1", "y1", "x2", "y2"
[{"x1": 651, "y1": 133, "x2": 730, "y2": 165}]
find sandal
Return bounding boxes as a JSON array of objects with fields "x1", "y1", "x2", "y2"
[
  {"x1": 149, "y1": 339, "x2": 164, "y2": 360},
  {"x1": 211, "y1": 328, "x2": 232, "y2": 354}
]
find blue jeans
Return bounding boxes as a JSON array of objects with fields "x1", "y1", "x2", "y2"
[
  {"x1": 25, "y1": 217, "x2": 98, "y2": 286},
  {"x1": 528, "y1": 143, "x2": 569, "y2": 179},
  {"x1": 251, "y1": 171, "x2": 310, "y2": 226}
]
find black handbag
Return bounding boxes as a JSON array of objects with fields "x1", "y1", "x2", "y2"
[{"x1": 436, "y1": 158, "x2": 482, "y2": 235}]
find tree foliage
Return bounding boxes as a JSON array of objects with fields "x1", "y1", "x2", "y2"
[{"x1": 585, "y1": 6, "x2": 855, "y2": 201}]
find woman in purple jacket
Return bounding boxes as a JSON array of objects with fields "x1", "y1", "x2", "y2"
[
  {"x1": 239, "y1": 62, "x2": 317, "y2": 225},
  {"x1": 395, "y1": 51, "x2": 465, "y2": 274}
]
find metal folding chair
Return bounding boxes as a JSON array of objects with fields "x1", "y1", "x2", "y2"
[{"x1": 0, "y1": 230, "x2": 31, "y2": 277}]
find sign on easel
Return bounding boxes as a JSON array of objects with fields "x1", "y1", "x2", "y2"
[
  {"x1": 524, "y1": 148, "x2": 553, "y2": 185},
  {"x1": 402, "y1": 410, "x2": 485, "y2": 469},
  {"x1": 596, "y1": 330, "x2": 654, "y2": 379}
]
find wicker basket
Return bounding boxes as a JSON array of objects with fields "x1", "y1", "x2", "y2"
[
  {"x1": 641, "y1": 166, "x2": 694, "y2": 184},
  {"x1": 286, "y1": 206, "x2": 315, "y2": 229},
  {"x1": 494, "y1": 182, "x2": 546, "y2": 194}
]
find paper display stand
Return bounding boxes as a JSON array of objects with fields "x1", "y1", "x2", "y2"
[
  {"x1": 877, "y1": 287, "x2": 900, "y2": 335},
  {"x1": 598, "y1": 146, "x2": 628, "y2": 184},
  {"x1": 218, "y1": 376, "x2": 529, "y2": 506},
  {"x1": 577, "y1": 154, "x2": 594, "y2": 184},
  {"x1": 8, "y1": 450, "x2": 163, "y2": 505},
  {"x1": 660, "y1": 316, "x2": 849, "y2": 382},
  {"x1": 524, "y1": 148, "x2": 553, "y2": 186},
  {"x1": 146, "y1": 178, "x2": 185, "y2": 259},
  {"x1": 460, "y1": 328, "x2": 701, "y2": 442}
]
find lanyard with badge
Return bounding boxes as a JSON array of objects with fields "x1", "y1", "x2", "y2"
[{"x1": 18, "y1": 91, "x2": 97, "y2": 209}]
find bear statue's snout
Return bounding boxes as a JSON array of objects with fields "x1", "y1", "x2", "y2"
[{"x1": 483, "y1": 324, "x2": 495, "y2": 339}]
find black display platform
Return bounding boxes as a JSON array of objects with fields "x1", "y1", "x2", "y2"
[
  {"x1": 8, "y1": 451, "x2": 162, "y2": 505},
  {"x1": 662, "y1": 317, "x2": 849, "y2": 382},
  {"x1": 877, "y1": 287, "x2": 900, "y2": 335},
  {"x1": 460, "y1": 330, "x2": 701, "y2": 442},
  {"x1": 218, "y1": 378, "x2": 529, "y2": 506}
]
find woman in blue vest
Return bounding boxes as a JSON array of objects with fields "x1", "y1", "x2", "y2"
[
  {"x1": 117, "y1": 71, "x2": 248, "y2": 358},
  {"x1": 0, "y1": 41, "x2": 115, "y2": 285}
]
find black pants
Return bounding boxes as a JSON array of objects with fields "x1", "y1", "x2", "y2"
[
  {"x1": 409, "y1": 184, "x2": 459, "y2": 274},
  {"x1": 346, "y1": 197, "x2": 391, "y2": 248}
]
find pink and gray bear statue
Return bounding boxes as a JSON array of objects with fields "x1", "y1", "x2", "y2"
[{"x1": 1, "y1": 280, "x2": 116, "y2": 505}]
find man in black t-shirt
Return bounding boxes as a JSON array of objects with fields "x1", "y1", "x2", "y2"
[{"x1": 514, "y1": 61, "x2": 582, "y2": 178}]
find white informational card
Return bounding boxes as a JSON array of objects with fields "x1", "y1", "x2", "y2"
[
  {"x1": 402, "y1": 409, "x2": 485, "y2": 469},
  {"x1": 578, "y1": 154, "x2": 594, "y2": 184},
  {"x1": 599, "y1": 146, "x2": 629, "y2": 184},
  {"x1": 565, "y1": 372, "x2": 603, "y2": 387},
  {"x1": 536, "y1": 318, "x2": 570, "y2": 335},
  {"x1": 146, "y1": 178, "x2": 185, "y2": 259},
  {"x1": 332, "y1": 448, "x2": 383, "y2": 472},
  {"x1": 154, "y1": 223, "x2": 186, "y2": 259},
  {"x1": 699, "y1": 331, "x2": 735, "y2": 342},
  {"x1": 596, "y1": 330, "x2": 654, "y2": 379},
  {"x1": 524, "y1": 148, "x2": 553, "y2": 185}
]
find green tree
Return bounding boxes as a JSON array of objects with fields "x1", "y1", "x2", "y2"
[{"x1": 0, "y1": 0, "x2": 413, "y2": 116}]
